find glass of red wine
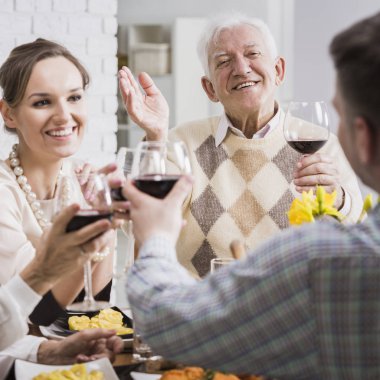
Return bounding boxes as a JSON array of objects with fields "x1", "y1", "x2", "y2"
[
  {"x1": 55, "y1": 171, "x2": 113, "y2": 312},
  {"x1": 131, "y1": 140, "x2": 192, "y2": 198},
  {"x1": 284, "y1": 101, "x2": 330, "y2": 155}
]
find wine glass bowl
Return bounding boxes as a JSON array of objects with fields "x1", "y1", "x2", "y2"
[
  {"x1": 131, "y1": 141, "x2": 191, "y2": 199},
  {"x1": 284, "y1": 101, "x2": 330, "y2": 155}
]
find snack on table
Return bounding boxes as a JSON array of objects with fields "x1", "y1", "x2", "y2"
[
  {"x1": 32, "y1": 363, "x2": 104, "y2": 380},
  {"x1": 160, "y1": 367, "x2": 205, "y2": 380},
  {"x1": 68, "y1": 308, "x2": 133, "y2": 336},
  {"x1": 159, "y1": 368, "x2": 264, "y2": 380}
]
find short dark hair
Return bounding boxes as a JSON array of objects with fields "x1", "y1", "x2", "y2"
[
  {"x1": 0, "y1": 38, "x2": 90, "y2": 133},
  {"x1": 330, "y1": 12, "x2": 380, "y2": 131}
]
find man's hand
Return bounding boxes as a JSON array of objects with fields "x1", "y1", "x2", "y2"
[
  {"x1": 21, "y1": 204, "x2": 113, "y2": 295},
  {"x1": 119, "y1": 66, "x2": 169, "y2": 141},
  {"x1": 293, "y1": 153, "x2": 344, "y2": 208},
  {"x1": 37, "y1": 329, "x2": 124, "y2": 365},
  {"x1": 122, "y1": 176, "x2": 193, "y2": 246}
]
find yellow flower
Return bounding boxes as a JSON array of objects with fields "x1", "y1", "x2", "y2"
[
  {"x1": 357, "y1": 193, "x2": 373, "y2": 223},
  {"x1": 288, "y1": 186, "x2": 343, "y2": 226}
]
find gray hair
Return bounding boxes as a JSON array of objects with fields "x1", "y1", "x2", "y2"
[{"x1": 197, "y1": 12, "x2": 278, "y2": 77}]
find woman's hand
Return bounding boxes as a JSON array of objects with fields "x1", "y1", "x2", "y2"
[{"x1": 37, "y1": 328, "x2": 124, "y2": 364}]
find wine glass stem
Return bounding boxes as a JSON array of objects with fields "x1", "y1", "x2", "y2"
[
  {"x1": 83, "y1": 260, "x2": 95, "y2": 305},
  {"x1": 125, "y1": 220, "x2": 135, "y2": 271}
]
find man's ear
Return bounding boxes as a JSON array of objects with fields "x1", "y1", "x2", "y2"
[
  {"x1": 353, "y1": 116, "x2": 374, "y2": 164},
  {"x1": 201, "y1": 76, "x2": 219, "y2": 103},
  {"x1": 274, "y1": 56, "x2": 285, "y2": 86},
  {"x1": 0, "y1": 100, "x2": 17, "y2": 130}
]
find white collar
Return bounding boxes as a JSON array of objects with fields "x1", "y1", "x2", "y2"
[{"x1": 214, "y1": 105, "x2": 282, "y2": 147}]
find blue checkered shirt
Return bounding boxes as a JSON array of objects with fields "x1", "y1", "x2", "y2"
[{"x1": 127, "y1": 206, "x2": 380, "y2": 380}]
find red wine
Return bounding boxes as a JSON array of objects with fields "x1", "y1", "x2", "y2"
[
  {"x1": 287, "y1": 140, "x2": 327, "y2": 154},
  {"x1": 66, "y1": 210, "x2": 113, "y2": 232},
  {"x1": 134, "y1": 174, "x2": 181, "y2": 199}
]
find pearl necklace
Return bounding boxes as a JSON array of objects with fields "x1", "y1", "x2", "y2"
[
  {"x1": 9, "y1": 144, "x2": 110, "y2": 261},
  {"x1": 9, "y1": 144, "x2": 52, "y2": 229}
]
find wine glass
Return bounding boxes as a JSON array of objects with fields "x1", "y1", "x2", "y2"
[
  {"x1": 55, "y1": 170, "x2": 113, "y2": 312},
  {"x1": 284, "y1": 101, "x2": 330, "y2": 154},
  {"x1": 131, "y1": 140, "x2": 192, "y2": 198}
]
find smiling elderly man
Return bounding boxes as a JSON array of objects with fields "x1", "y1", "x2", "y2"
[{"x1": 119, "y1": 12, "x2": 362, "y2": 277}]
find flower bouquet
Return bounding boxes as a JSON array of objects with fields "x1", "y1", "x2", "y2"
[{"x1": 287, "y1": 186, "x2": 374, "y2": 225}]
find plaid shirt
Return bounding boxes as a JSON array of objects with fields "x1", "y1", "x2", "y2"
[{"x1": 127, "y1": 205, "x2": 380, "y2": 380}]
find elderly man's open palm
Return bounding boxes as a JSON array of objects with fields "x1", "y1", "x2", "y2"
[{"x1": 119, "y1": 66, "x2": 169, "y2": 141}]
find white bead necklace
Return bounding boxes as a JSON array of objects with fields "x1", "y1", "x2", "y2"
[{"x1": 9, "y1": 143, "x2": 55, "y2": 230}]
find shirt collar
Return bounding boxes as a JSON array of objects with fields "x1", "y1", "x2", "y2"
[{"x1": 214, "y1": 103, "x2": 282, "y2": 147}]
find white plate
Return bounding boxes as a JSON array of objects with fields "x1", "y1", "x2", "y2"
[
  {"x1": 131, "y1": 371, "x2": 161, "y2": 380},
  {"x1": 39, "y1": 325, "x2": 133, "y2": 349},
  {"x1": 15, "y1": 357, "x2": 118, "y2": 380}
]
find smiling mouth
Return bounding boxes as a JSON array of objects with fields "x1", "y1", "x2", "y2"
[
  {"x1": 46, "y1": 127, "x2": 77, "y2": 137},
  {"x1": 233, "y1": 81, "x2": 259, "y2": 90}
]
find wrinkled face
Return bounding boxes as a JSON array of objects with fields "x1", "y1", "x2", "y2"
[
  {"x1": 203, "y1": 24, "x2": 284, "y2": 116},
  {"x1": 8, "y1": 56, "x2": 87, "y2": 160}
]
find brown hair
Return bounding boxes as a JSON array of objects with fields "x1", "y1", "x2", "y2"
[
  {"x1": 0, "y1": 38, "x2": 90, "y2": 133},
  {"x1": 330, "y1": 12, "x2": 380, "y2": 133}
]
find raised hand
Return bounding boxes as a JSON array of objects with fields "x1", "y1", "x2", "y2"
[
  {"x1": 119, "y1": 66, "x2": 169, "y2": 141},
  {"x1": 293, "y1": 152, "x2": 344, "y2": 208}
]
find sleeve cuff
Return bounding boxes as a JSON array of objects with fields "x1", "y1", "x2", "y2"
[
  {"x1": 4, "y1": 275, "x2": 42, "y2": 318},
  {"x1": 139, "y1": 235, "x2": 177, "y2": 262},
  {"x1": 1, "y1": 335, "x2": 46, "y2": 362}
]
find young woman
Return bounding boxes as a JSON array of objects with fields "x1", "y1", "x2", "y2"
[{"x1": 0, "y1": 39, "x2": 115, "y2": 325}]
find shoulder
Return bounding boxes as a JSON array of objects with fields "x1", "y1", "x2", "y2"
[
  {"x1": 169, "y1": 116, "x2": 221, "y2": 142},
  {"x1": 0, "y1": 160, "x2": 25, "y2": 207}
]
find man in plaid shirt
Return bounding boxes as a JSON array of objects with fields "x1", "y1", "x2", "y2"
[{"x1": 121, "y1": 12, "x2": 380, "y2": 380}]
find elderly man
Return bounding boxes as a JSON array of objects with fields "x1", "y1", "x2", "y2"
[
  {"x1": 0, "y1": 203, "x2": 122, "y2": 375},
  {"x1": 119, "y1": 11, "x2": 380, "y2": 379},
  {"x1": 120, "y1": 13, "x2": 362, "y2": 277}
]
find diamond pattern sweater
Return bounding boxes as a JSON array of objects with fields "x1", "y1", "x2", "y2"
[{"x1": 169, "y1": 115, "x2": 363, "y2": 277}]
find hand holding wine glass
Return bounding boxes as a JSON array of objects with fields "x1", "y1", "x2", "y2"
[
  {"x1": 284, "y1": 101, "x2": 330, "y2": 155},
  {"x1": 285, "y1": 101, "x2": 343, "y2": 205},
  {"x1": 55, "y1": 170, "x2": 113, "y2": 312},
  {"x1": 131, "y1": 140, "x2": 192, "y2": 198}
]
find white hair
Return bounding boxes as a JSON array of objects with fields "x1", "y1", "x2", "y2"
[{"x1": 197, "y1": 11, "x2": 278, "y2": 77}]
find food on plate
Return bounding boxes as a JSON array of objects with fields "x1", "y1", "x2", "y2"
[
  {"x1": 32, "y1": 363, "x2": 104, "y2": 379},
  {"x1": 159, "y1": 368, "x2": 264, "y2": 380},
  {"x1": 160, "y1": 367, "x2": 206, "y2": 380},
  {"x1": 68, "y1": 308, "x2": 133, "y2": 336}
]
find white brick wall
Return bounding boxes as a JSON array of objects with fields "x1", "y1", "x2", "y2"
[{"x1": 0, "y1": 0, "x2": 118, "y2": 167}]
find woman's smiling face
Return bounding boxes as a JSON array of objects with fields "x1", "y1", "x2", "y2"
[{"x1": 8, "y1": 55, "x2": 87, "y2": 160}]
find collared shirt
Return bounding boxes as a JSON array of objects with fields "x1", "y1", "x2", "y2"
[
  {"x1": 127, "y1": 205, "x2": 380, "y2": 379},
  {"x1": 213, "y1": 107, "x2": 351, "y2": 215},
  {"x1": 214, "y1": 108, "x2": 281, "y2": 147}
]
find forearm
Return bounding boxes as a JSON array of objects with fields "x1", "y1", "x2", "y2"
[
  {"x1": 51, "y1": 267, "x2": 85, "y2": 306},
  {"x1": 0, "y1": 276, "x2": 42, "y2": 349},
  {"x1": 20, "y1": 260, "x2": 56, "y2": 295},
  {"x1": 92, "y1": 254, "x2": 113, "y2": 295}
]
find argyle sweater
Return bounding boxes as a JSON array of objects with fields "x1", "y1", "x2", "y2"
[{"x1": 169, "y1": 115, "x2": 363, "y2": 277}]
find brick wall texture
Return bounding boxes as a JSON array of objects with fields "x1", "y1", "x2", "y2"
[{"x1": 0, "y1": 0, "x2": 118, "y2": 166}]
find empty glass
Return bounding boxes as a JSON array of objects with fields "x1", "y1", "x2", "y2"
[{"x1": 210, "y1": 258, "x2": 234, "y2": 273}]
